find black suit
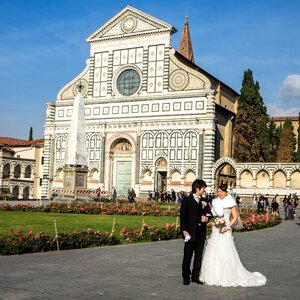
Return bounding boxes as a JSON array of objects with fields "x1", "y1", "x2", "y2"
[{"x1": 180, "y1": 194, "x2": 212, "y2": 281}]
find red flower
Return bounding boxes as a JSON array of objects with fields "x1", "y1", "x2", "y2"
[{"x1": 120, "y1": 227, "x2": 127, "y2": 233}]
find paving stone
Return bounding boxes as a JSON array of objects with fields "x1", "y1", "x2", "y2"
[{"x1": 0, "y1": 210, "x2": 299, "y2": 299}]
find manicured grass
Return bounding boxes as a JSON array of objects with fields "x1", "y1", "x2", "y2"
[{"x1": 0, "y1": 211, "x2": 177, "y2": 235}]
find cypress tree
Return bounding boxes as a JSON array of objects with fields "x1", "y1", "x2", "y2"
[
  {"x1": 276, "y1": 118, "x2": 296, "y2": 162},
  {"x1": 28, "y1": 127, "x2": 33, "y2": 141},
  {"x1": 233, "y1": 69, "x2": 269, "y2": 162},
  {"x1": 294, "y1": 112, "x2": 300, "y2": 162},
  {"x1": 265, "y1": 118, "x2": 280, "y2": 162}
]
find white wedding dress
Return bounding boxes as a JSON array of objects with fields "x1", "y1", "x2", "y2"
[{"x1": 200, "y1": 195, "x2": 267, "y2": 287}]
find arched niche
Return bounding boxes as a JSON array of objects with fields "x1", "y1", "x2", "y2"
[
  {"x1": 273, "y1": 171, "x2": 286, "y2": 188},
  {"x1": 291, "y1": 171, "x2": 300, "y2": 189},
  {"x1": 256, "y1": 170, "x2": 269, "y2": 188},
  {"x1": 240, "y1": 170, "x2": 253, "y2": 188}
]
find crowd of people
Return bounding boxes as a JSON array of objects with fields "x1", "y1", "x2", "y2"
[
  {"x1": 145, "y1": 189, "x2": 218, "y2": 203},
  {"x1": 252, "y1": 192, "x2": 298, "y2": 219},
  {"x1": 103, "y1": 186, "x2": 298, "y2": 221}
]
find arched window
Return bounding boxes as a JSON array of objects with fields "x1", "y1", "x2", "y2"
[
  {"x1": 89, "y1": 134, "x2": 101, "y2": 161},
  {"x1": 141, "y1": 132, "x2": 154, "y2": 160},
  {"x1": 184, "y1": 131, "x2": 198, "y2": 160},
  {"x1": 24, "y1": 165, "x2": 32, "y2": 178},
  {"x1": 12, "y1": 186, "x2": 19, "y2": 199},
  {"x1": 155, "y1": 132, "x2": 168, "y2": 149},
  {"x1": 23, "y1": 186, "x2": 30, "y2": 199},
  {"x1": 169, "y1": 132, "x2": 184, "y2": 160},
  {"x1": 14, "y1": 164, "x2": 21, "y2": 179},
  {"x1": 2, "y1": 164, "x2": 10, "y2": 178},
  {"x1": 55, "y1": 135, "x2": 67, "y2": 161}
]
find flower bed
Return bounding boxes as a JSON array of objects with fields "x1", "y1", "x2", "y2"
[
  {"x1": 0, "y1": 224, "x2": 181, "y2": 255},
  {"x1": 0, "y1": 205, "x2": 282, "y2": 255},
  {"x1": 119, "y1": 223, "x2": 181, "y2": 243},
  {"x1": 0, "y1": 227, "x2": 120, "y2": 255},
  {"x1": 207, "y1": 211, "x2": 281, "y2": 232},
  {"x1": 239, "y1": 212, "x2": 281, "y2": 231},
  {"x1": 0, "y1": 202, "x2": 180, "y2": 217}
]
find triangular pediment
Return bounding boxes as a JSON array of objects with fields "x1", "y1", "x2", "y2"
[{"x1": 86, "y1": 6, "x2": 177, "y2": 43}]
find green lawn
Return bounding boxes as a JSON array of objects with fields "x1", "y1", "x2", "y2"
[{"x1": 0, "y1": 211, "x2": 177, "y2": 235}]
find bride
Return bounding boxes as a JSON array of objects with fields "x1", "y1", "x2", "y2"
[{"x1": 200, "y1": 183, "x2": 267, "y2": 287}]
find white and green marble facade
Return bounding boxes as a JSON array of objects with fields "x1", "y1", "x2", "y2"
[{"x1": 41, "y1": 6, "x2": 222, "y2": 198}]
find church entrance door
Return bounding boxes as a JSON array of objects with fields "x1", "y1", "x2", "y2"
[
  {"x1": 109, "y1": 138, "x2": 133, "y2": 195},
  {"x1": 116, "y1": 161, "x2": 132, "y2": 195},
  {"x1": 156, "y1": 171, "x2": 167, "y2": 192},
  {"x1": 155, "y1": 157, "x2": 168, "y2": 192}
]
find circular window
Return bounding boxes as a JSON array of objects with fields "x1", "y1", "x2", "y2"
[{"x1": 116, "y1": 69, "x2": 141, "y2": 96}]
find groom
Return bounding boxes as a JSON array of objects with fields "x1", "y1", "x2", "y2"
[{"x1": 180, "y1": 179, "x2": 212, "y2": 285}]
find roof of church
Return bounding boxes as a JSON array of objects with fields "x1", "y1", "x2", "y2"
[
  {"x1": 0, "y1": 137, "x2": 44, "y2": 147},
  {"x1": 174, "y1": 50, "x2": 239, "y2": 96},
  {"x1": 178, "y1": 16, "x2": 194, "y2": 63}
]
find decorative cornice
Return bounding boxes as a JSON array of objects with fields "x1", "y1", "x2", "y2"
[{"x1": 86, "y1": 6, "x2": 176, "y2": 43}]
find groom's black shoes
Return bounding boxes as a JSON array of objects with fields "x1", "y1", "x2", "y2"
[
  {"x1": 192, "y1": 279, "x2": 204, "y2": 284},
  {"x1": 183, "y1": 277, "x2": 190, "y2": 285}
]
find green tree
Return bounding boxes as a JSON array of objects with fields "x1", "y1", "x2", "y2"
[
  {"x1": 294, "y1": 112, "x2": 300, "y2": 162},
  {"x1": 276, "y1": 118, "x2": 296, "y2": 162},
  {"x1": 28, "y1": 127, "x2": 33, "y2": 141},
  {"x1": 233, "y1": 69, "x2": 269, "y2": 162},
  {"x1": 266, "y1": 118, "x2": 281, "y2": 162}
]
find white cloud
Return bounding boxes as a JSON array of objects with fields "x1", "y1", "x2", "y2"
[
  {"x1": 279, "y1": 74, "x2": 300, "y2": 104},
  {"x1": 268, "y1": 103, "x2": 299, "y2": 117}
]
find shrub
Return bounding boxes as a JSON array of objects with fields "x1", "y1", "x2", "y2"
[{"x1": 0, "y1": 227, "x2": 120, "y2": 255}]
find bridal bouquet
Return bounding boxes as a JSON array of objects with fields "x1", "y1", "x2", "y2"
[{"x1": 215, "y1": 217, "x2": 226, "y2": 233}]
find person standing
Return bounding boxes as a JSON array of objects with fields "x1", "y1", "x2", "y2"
[
  {"x1": 252, "y1": 193, "x2": 257, "y2": 208},
  {"x1": 200, "y1": 183, "x2": 266, "y2": 287},
  {"x1": 127, "y1": 189, "x2": 132, "y2": 202},
  {"x1": 257, "y1": 194, "x2": 264, "y2": 213},
  {"x1": 171, "y1": 189, "x2": 176, "y2": 203},
  {"x1": 147, "y1": 190, "x2": 153, "y2": 201},
  {"x1": 112, "y1": 188, "x2": 117, "y2": 202},
  {"x1": 271, "y1": 199, "x2": 279, "y2": 216},
  {"x1": 180, "y1": 179, "x2": 212, "y2": 286},
  {"x1": 131, "y1": 188, "x2": 136, "y2": 202},
  {"x1": 154, "y1": 190, "x2": 159, "y2": 201}
]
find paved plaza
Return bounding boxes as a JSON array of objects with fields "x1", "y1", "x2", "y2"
[{"x1": 0, "y1": 213, "x2": 299, "y2": 300}]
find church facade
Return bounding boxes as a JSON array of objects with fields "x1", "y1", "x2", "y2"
[{"x1": 42, "y1": 6, "x2": 238, "y2": 198}]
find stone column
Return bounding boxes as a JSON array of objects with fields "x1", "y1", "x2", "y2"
[
  {"x1": 99, "y1": 137, "x2": 105, "y2": 184},
  {"x1": 104, "y1": 151, "x2": 112, "y2": 192},
  {"x1": 135, "y1": 135, "x2": 141, "y2": 185},
  {"x1": 131, "y1": 151, "x2": 136, "y2": 189},
  {"x1": 197, "y1": 132, "x2": 203, "y2": 178},
  {"x1": 41, "y1": 102, "x2": 56, "y2": 199},
  {"x1": 252, "y1": 174, "x2": 257, "y2": 188},
  {"x1": 236, "y1": 172, "x2": 240, "y2": 188}
]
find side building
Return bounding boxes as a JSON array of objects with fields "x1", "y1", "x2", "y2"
[
  {"x1": 42, "y1": 6, "x2": 238, "y2": 198},
  {"x1": 0, "y1": 137, "x2": 44, "y2": 199}
]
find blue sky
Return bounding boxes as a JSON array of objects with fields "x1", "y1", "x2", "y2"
[{"x1": 0, "y1": 0, "x2": 299, "y2": 139}]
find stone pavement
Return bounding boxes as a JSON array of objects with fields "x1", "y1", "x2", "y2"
[{"x1": 0, "y1": 216, "x2": 300, "y2": 300}]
